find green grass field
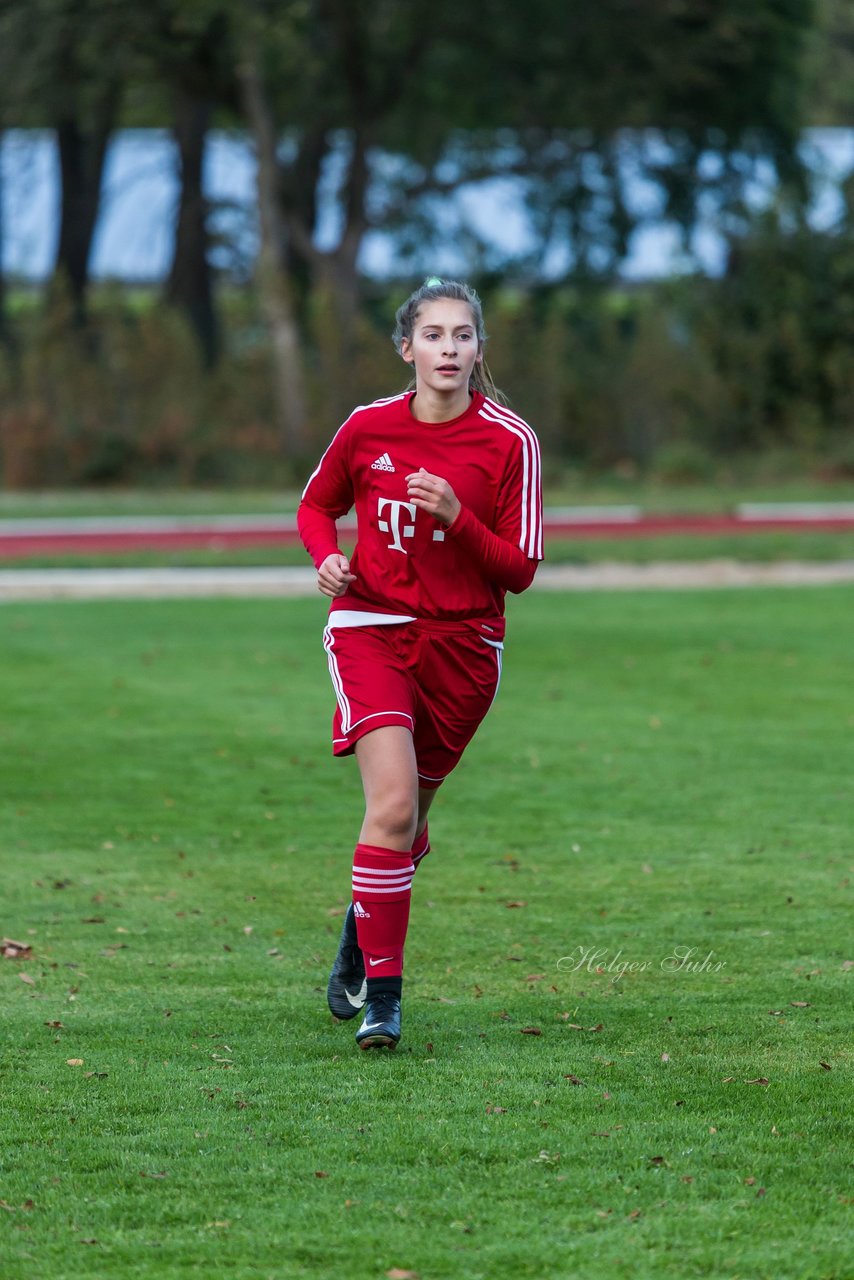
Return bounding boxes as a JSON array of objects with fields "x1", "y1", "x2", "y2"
[{"x1": 1, "y1": 588, "x2": 852, "y2": 1279}]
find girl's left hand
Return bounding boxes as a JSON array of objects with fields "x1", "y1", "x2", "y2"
[{"x1": 405, "y1": 467, "x2": 461, "y2": 527}]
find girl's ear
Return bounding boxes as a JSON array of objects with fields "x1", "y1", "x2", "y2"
[{"x1": 400, "y1": 339, "x2": 414, "y2": 364}]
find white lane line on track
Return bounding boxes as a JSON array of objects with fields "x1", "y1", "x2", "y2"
[{"x1": 2, "y1": 562, "x2": 854, "y2": 602}]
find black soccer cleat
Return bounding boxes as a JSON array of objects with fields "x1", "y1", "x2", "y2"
[
  {"x1": 355, "y1": 993, "x2": 401, "y2": 1050},
  {"x1": 327, "y1": 903, "x2": 367, "y2": 1021}
]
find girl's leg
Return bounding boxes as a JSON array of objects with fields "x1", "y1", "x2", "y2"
[
  {"x1": 348, "y1": 726, "x2": 419, "y2": 1048},
  {"x1": 328, "y1": 729, "x2": 426, "y2": 1030},
  {"x1": 356, "y1": 726, "x2": 419, "y2": 849},
  {"x1": 411, "y1": 785, "x2": 439, "y2": 872},
  {"x1": 351, "y1": 726, "x2": 418, "y2": 978},
  {"x1": 416, "y1": 786, "x2": 439, "y2": 839}
]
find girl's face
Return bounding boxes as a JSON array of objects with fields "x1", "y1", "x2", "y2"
[{"x1": 400, "y1": 298, "x2": 482, "y2": 397}]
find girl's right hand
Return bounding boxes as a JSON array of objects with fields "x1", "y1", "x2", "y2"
[{"x1": 317, "y1": 553, "x2": 356, "y2": 598}]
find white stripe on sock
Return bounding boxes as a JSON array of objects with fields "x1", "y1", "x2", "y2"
[
  {"x1": 352, "y1": 873, "x2": 414, "y2": 888},
  {"x1": 352, "y1": 863, "x2": 414, "y2": 876}
]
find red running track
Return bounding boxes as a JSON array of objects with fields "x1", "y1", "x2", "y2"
[
  {"x1": 1, "y1": 509, "x2": 854, "y2": 560},
  {"x1": 0, "y1": 514, "x2": 850, "y2": 560},
  {"x1": 1, "y1": 512, "x2": 853, "y2": 559}
]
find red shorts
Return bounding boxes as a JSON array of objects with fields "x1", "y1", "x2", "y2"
[{"x1": 322, "y1": 617, "x2": 504, "y2": 788}]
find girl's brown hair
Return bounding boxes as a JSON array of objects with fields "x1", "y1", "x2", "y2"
[{"x1": 392, "y1": 278, "x2": 507, "y2": 404}]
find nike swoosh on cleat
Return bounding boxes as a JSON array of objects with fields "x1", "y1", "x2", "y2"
[
  {"x1": 345, "y1": 980, "x2": 367, "y2": 1007},
  {"x1": 368, "y1": 956, "x2": 394, "y2": 966}
]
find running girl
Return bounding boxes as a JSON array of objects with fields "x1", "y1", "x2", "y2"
[{"x1": 297, "y1": 279, "x2": 543, "y2": 1049}]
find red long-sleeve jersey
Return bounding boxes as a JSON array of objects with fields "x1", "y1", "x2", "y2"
[{"x1": 298, "y1": 390, "x2": 543, "y2": 625}]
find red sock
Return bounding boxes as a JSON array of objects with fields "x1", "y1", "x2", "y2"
[
  {"x1": 351, "y1": 843, "x2": 414, "y2": 978},
  {"x1": 411, "y1": 824, "x2": 431, "y2": 873}
]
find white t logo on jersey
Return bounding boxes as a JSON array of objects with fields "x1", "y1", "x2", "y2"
[{"x1": 377, "y1": 498, "x2": 416, "y2": 554}]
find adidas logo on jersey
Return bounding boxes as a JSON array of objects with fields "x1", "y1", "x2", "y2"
[
  {"x1": 353, "y1": 900, "x2": 371, "y2": 919},
  {"x1": 370, "y1": 452, "x2": 395, "y2": 472}
]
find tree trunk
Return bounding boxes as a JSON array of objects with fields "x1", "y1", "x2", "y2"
[
  {"x1": 0, "y1": 127, "x2": 7, "y2": 351},
  {"x1": 288, "y1": 128, "x2": 369, "y2": 426},
  {"x1": 237, "y1": 40, "x2": 309, "y2": 459},
  {"x1": 53, "y1": 85, "x2": 118, "y2": 324},
  {"x1": 165, "y1": 88, "x2": 218, "y2": 367}
]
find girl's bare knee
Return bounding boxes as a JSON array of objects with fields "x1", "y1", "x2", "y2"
[{"x1": 366, "y1": 792, "x2": 417, "y2": 846}]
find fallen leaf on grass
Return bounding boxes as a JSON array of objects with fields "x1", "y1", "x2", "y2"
[
  {"x1": 44, "y1": 1021, "x2": 64, "y2": 1029},
  {"x1": 1, "y1": 938, "x2": 32, "y2": 959},
  {"x1": 314, "y1": 1171, "x2": 329, "y2": 1179},
  {"x1": 19, "y1": 973, "x2": 36, "y2": 986},
  {"x1": 790, "y1": 1001, "x2": 811, "y2": 1007},
  {"x1": 841, "y1": 960, "x2": 853, "y2": 971},
  {"x1": 1, "y1": 1198, "x2": 34, "y2": 1214},
  {"x1": 755, "y1": 1187, "x2": 767, "y2": 1198},
  {"x1": 79, "y1": 1238, "x2": 99, "y2": 1245},
  {"x1": 139, "y1": 1171, "x2": 168, "y2": 1179},
  {"x1": 386, "y1": 1270, "x2": 420, "y2": 1280},
  {"x1": 648, "y1": 1155, "x2": 666, "y2": 1166},
  {"x1": 745, "y1": 1077, "x2": 770, "y2": 1086},
  {"x1": 744, "y1": 1177, "x2": 756, "y2": 1185},
  {"x1": 485, "y1": 1104, "x2": 508, "y2": 1114},
  {"x1": 525, "y1": 974, "x2": 546, "y2": 982},
  {"x1": 520, "y1": 1027, "x2": 541, "y2": 1036},
  {"x1": 563, "y1": 1074, "x2": 585, "y2": 1086},
  {"x1": 505, "y1": 900, "x2": 527, "y2": 909},
  {"x1": 819, "y1": 1061, "x2": 833, "y2": 1070},
  {"x1": 66, "y1": 1059, "x2": 84, "y2": 1067}
]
